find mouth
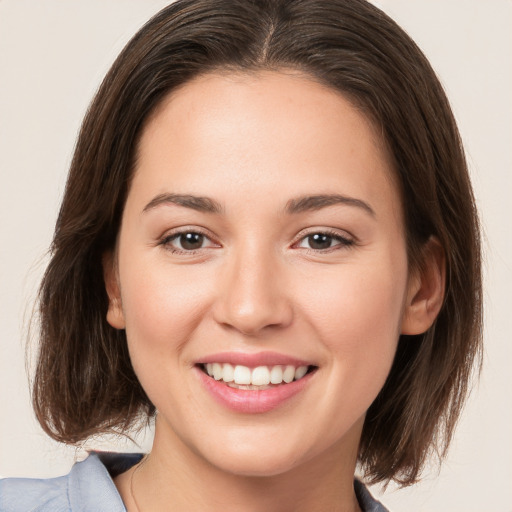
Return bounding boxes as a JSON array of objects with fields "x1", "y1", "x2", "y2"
[
  {"x1": 194, "y1": 352, "x2": 318, "y2": 413},
  {"x1": 199, "y1": 362, "x2": 317, "y2": 390}
]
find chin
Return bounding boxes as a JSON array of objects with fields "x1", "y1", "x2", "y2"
[
  {"x1": 209, "y1": 449, "x2": 303, "y2": 478},
  {"x1": 194, "y1": 428, "x2": 317, "y2": 478}
]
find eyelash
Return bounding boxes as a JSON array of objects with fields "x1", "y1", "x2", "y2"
[
  {"x1": 158, "y1": 228, "x2": 355, "y2": 255},
  {"x1": 293, "y1": 229, "x2": 355, "y2": 253},
  {"x1": 159, "y1": 228, "x2": 218, "y2": 255}
]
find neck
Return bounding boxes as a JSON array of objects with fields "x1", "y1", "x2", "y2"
[{"x1": 119, "y1": 417, "x2": 363, "y2": 512}]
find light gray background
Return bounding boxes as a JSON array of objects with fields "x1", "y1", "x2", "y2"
[{"x1": 1, "y1": 1, "x2": 511, "y2": 510}]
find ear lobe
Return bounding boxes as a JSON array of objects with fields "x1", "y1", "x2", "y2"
[
  {"x1": 103, "y1": 251, "x2": 126, "y2": 330},
  {"x1": 401, "y1": 237, "x2": 446, "y2": 335}
]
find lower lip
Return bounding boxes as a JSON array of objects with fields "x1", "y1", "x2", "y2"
[{"x1": 195, "y1": 367, "x2": 315, "y2": 414}]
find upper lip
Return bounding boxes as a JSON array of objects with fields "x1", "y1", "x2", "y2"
[{"x1": 196, "y1": 351, "x2": 315, "y2": 368}]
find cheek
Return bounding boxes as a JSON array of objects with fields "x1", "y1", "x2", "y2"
[
  {"x1": 118, "y1": 256, "x2": 212, "y2": 363},
  {"x1": 293, "y1": 261, "x2": 408, "y2": 446},
  {"x1": 301, "y1": 255, "x2": 408, "y2": 383},
  {"x1": 116, "y1": 259, "x2": 216, "y2": 417}
]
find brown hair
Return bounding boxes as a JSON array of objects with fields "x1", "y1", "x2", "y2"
[{"x1": 33, "y1": 0, "x2": 482, "y2": 486}]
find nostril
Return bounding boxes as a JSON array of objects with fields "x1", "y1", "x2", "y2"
[{"x1": 212, "y1": 277, "x2": 294, "y2": 335}]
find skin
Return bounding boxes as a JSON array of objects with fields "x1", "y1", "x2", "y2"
[{"x1": 105, "y1": 71, "x2": 444, "y2": 512}]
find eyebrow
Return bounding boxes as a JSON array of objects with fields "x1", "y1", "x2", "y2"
[
  {"x1": 285, "y1": 194, "x2": 375, "y2": 217},
  {"x1": 142, "y1": 192, "x2": 375, "y2": 217},
  {"x1": 143, "y1": 193, "x2": 223, "y2": 214}
]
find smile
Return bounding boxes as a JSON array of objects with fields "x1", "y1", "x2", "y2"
[
  {"x1": 203, "y1": 363, "x2": 311, "y2": 389},
  {"x1": 195, "y1": 353, "x2": 318, "y2": 413}
]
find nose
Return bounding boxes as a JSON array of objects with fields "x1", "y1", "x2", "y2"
[{"x1": 212, "y1": 244, "x2": 293, "y2": 336}]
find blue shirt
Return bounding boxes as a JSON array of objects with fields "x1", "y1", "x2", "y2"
[{"x1": 0, "y1": 453, "x2": 388, "y2": 511}]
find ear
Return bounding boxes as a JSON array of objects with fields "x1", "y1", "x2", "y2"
[
  {"x1": 103, "y1": 251, "x2": 126, "y2": 329},
  {"x1": 401, "y1": 237, "x2": 446, "y2": 335}
]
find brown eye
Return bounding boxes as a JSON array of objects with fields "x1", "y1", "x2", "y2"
[
  {"x1": 296, "y1": 232, "x2": 354, "y2": 251},
  {"x1": 306, "y1": 233, "x2": 333, "y2": 250},
  {"x1": 179, "y1": 232, "x2": 204, "y2": 250},
  {"x1": 163, "y1": 231, "x2": 212, "y2": 252}
]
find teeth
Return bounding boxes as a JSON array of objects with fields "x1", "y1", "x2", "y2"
[
  {"x1": 233, "y1": 365, "x2": 251, "y2": 385},
  {"x1": 212, "y1": 363, "x2": 223, "y2": 380},
  {"x1": 283, "y1": 365, "x2": 295, "y2": 383},
  {"x1": 204, "y1": 363, "x2": 310, "y2": 386},
  {"x1": 294, "y1": 366, "x2": 308, "y2": 380},
  {"x1": 222, "y1": 363, "x2": 234, "y2": 382},
  {"x1": 251, "y1": 366, "x2": 270, "y2": 386},
  {"x1": 269, "y1": 365, "x2": 283, "y2": 384}
]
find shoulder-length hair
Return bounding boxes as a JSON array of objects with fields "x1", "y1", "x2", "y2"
[{"x1": 33, "y1": 0, "x2": 482, "y2": 486}]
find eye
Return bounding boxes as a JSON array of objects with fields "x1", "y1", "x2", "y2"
[
  {"x1": 296, "y1": 232, "x2": 354, "y2": 251},
  {"x1": 161, "y1": 231, "x2": 218, "y2": 252}
]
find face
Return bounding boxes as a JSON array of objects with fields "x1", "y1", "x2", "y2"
[{"x1": 106, "y1": 71, "x2": 420, "y2": 477}]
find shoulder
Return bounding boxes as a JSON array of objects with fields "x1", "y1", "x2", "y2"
[
  {"x1": 0, "y1": 452, "x2": 143, "y2": 512},
  {"x1": 355, "y1": 479, "x2": 390, "y2": 512},
  {"x1": 0, "y1": 471, "x2": 69, "y2": 512}
]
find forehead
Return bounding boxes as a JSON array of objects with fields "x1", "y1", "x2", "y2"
[{"x1": 131, "y1": 70, "x2": 400, "y2": 221}]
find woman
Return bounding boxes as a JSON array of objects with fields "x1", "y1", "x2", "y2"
[{"x1": 0, "y1": 0, "x2": 482, "y2": 510}]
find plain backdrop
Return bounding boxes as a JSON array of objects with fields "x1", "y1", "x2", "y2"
[{"x1": 0, "y1": 1, "x2": 511, "y2": 511}]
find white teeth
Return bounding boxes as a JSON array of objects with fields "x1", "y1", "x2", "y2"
[
  {"x1": 212, "y1": 363, "x2": 223, "y2": 380},
  {"x1": 295, "y1": 366, "x2": 308, "y2": 380},
  {"x1": 251, "y1": 366, "x2": 270, "y2": 386},
  {"x1": 233, "y1": 365, "x2": 251, "y2": 385},
  {"x1": 204, "y1": 362, "x2": 311, "y2": 386},
  {"x1": 222, "y1": 363, "x2": 234, "y2": 382},
  {"x1": 283, "y1": 365, "x2": 295, "y2": 383},
  {"x1": 269, "y1": 365, "x2": 283, "y2": 384}
]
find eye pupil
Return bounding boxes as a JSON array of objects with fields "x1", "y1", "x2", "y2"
[
  {"x1": 180, "y1": 232, "x2": 204, "y2": 250},
  {"x1": 308, "y1": 233, "x2": 332, "y2": 250}
]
